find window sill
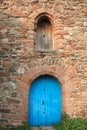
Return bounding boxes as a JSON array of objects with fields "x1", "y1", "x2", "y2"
[{"x1": 35, "y1": 49, "x2": 58, "y2": 54}]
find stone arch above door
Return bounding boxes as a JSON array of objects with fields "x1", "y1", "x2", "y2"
[{"x1": 21, "y1": 65, "x2": 64, "y2": 86}]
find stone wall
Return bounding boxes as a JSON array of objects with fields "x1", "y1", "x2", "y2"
[{"x1": 0, "y1": 0, "x2": 87, "y2": 126}]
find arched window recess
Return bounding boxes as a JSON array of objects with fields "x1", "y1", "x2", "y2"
[{"x1": 35, "y1": 14, "x2": 53, "y2": 52}]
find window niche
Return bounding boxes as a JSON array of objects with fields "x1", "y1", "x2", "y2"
[{"x1": 35, "y1": 15, "x2": 53, "y2": 51}]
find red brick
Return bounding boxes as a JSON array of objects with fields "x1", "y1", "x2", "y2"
[
  {"x1": 0, "y1": 72, "x2": 10, "y2": 77},
  {"x1": 6, "y1": 98, "x2": 20, "y2": 104},
  {"x1": 3, "y1": 61, "x2": 12, "y2": 68}
]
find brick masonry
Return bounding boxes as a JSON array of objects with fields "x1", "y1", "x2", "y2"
[{"x1": 0, "y1": 0, "x2": 87, "y2": 126}]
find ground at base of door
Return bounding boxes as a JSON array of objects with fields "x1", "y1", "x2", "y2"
[{"x1": 31, "y1": 126, "x2": 55, "y2": 130}]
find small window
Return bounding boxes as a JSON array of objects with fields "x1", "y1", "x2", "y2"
[{"x1": 35, "y1": 16, "x2": 53, "y2": 51}]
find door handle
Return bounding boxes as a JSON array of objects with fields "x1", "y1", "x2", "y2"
[{"x1": 42, "y1": 100, "x2": 44, "y2": 105}]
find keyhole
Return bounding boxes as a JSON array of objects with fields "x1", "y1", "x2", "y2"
[
  {"x1": 42, "y1": 100, "x2": 44, "y2": 106},
  {"x1": 43, "y1": 34, "x2": 45, "y2": 37}
]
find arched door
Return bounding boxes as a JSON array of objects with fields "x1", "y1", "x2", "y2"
[{"x1": 28, "y1": 75, "x2": 62, "y2": 126}]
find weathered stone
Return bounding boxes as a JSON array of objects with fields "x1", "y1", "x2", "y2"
[
  {"x1": 63, "y1": 35, "x2": 73, "y2": 41},
  {"x1": 17, "y1": 67, "x2": 25, "y2": 74},
  {"x1": 0, "y1": 109, "x2": 10, "y2": 113},
  {"x1": 8, "y1": 29, "x2": 19, "y2": 35},
  {"x1": 0, "y1": 119, "x2": 8, "y2": 123},
  {"x1": 71, "y1": 93, "x2": 80, "y2": 98},
  {"x1": 49, "y1": 58, "x2": 54, "y2": 65},
  {"x1": 0, "y1": 72, "x2": 10, "y2": 77},
  {"x1": 9, "y1": 67, "x2": 16, "y2": 72},
  {"x1": 0, "y1": 97, "x2": 3, "y2": 101},
  {"x1": 9, "y1": 62, "x2": 20, "y2": 73},
  {"x1": 75, "y1": 109, "x2": 86, "y2": 117},
  {"x1": 1, "y1": 44, "x2": 10, "y2": 50},
  {"x1": 1, "y1": 38, "x2": 9, "y2": 44},
  {"x1": 11, "y1": 92, "x2": 18, "y2": 98},
  {"x1": 3, "y1": 61, "x2": 12, "y2": 68},
  {"x1": 6, "y1": 98, "x2": 20, "y2": 104},
  {"x1": 2, "y1": 82, "x2": 16, "y2": 91},
  {"x1": 84, "y1": 22, "x2": 87, "y2": 26},
  {"x1": 0, "y1": 50, "x2": 8, "y2": 58}
]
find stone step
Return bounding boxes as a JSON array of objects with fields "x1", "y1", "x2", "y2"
[{"x1": 31, "y1": 126, "x2": 55, "y2": 130}]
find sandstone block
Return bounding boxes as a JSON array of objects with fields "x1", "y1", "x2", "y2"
[{"x1": 2, "y1": 82, "x2": 16, "y2": 91}]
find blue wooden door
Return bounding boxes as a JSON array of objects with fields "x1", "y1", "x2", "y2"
[{"x1": 28, "y1": 75, "x2": 62, "y2": 126}]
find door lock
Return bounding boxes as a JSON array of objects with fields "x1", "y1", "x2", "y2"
[{"x1": 42, "y1": 100, "x2": 44, "y2": 105}]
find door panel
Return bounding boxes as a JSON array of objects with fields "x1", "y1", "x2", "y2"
[
  {"x1": 36, "y1": 19, "x2": 53, "y2": 51},
  {"x1": 28, "y1": 75, "x2": 62, "y2": 126}
]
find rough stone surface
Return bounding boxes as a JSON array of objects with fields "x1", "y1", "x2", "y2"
[{"x1": 0, "y1": 0, "x2": 87, "y2": 126}]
